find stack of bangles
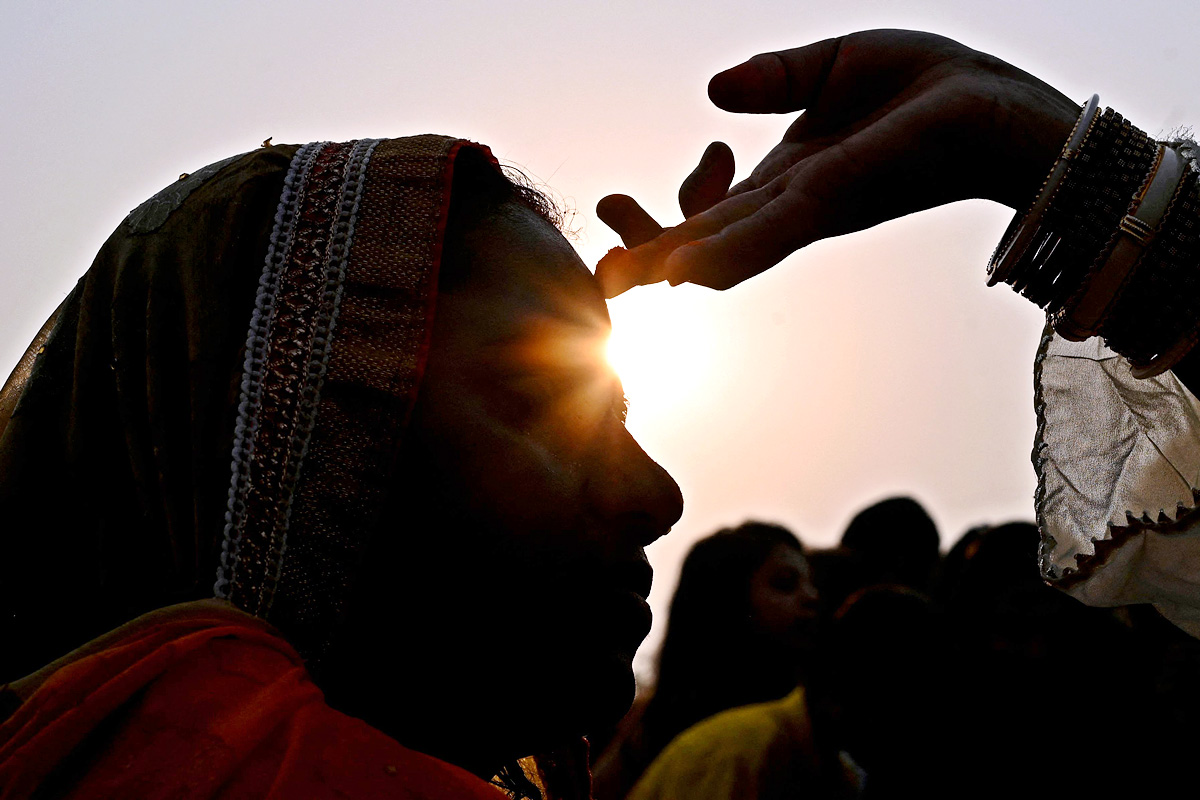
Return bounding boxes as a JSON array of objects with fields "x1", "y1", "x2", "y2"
[{"x1": 988, "y1": 94, "x2": 1200, "y2": 377}]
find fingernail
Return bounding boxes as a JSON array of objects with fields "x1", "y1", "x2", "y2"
[
  {"x1": 596, "y1": 246, "x2": 627, "y2": 271},
  {"x1": 664, "y1": 247, "x2": 694, "y2": 287}
]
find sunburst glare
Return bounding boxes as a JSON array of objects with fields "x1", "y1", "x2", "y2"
[{"x1": 605, "y1": 287, "x2": 717, "y2": 428}]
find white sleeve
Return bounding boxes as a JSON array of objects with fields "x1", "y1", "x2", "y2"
[{"x1": 1035, "y1": 323, "x2": 1200, "y2": 636}]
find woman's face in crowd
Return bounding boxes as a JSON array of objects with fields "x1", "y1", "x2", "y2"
[
  {"x1": 749, "y1": 544, "x2": 820, "y2": 657},
  {"x1": 368, "y1": 200, "x2": 683, "y2": 763}
]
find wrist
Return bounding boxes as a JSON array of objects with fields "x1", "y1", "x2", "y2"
[{"x1": 984, "y1": 74, "x2": 1080, "y2": 209}]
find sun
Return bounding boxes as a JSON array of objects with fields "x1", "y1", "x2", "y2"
[{"x1": 604, "y1": 287, "x2": 716, "y2": 427}]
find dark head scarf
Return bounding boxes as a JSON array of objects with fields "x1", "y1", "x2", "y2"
[{"x1": 0, "y1": 135, "x2": 494, "y2": 681}]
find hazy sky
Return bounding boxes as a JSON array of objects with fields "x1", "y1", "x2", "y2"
[{"x1": 3, "y1": 0, "x2": 1195, "y2": 678}]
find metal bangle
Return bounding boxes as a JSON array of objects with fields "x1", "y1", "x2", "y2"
[{"x1": 987, "y1": 94, "x2": 1101, "y2": 288}]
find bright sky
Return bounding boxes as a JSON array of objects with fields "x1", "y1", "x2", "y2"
[{"x1": 3, "y1": 0, "x2": 1195, "y2": 681}]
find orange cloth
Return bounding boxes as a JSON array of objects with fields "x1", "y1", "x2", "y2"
[{"x1": 0, "y1": 602, "x2": 504, "y2": 799}]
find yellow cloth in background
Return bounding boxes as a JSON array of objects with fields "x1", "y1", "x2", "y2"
[{"x1": 627, "y1": 688, "x2": 821, "y2": 800}]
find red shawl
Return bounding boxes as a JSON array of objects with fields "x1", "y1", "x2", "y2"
[{"x1": 0, "y1": 601, "x2": 504, "y2": 799}]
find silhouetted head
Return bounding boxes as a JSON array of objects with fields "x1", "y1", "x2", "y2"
[
  {"x1": 0, "y1": 139, "x2": 684, "y2": 786},
  {"x1": 840, "y1": 496, "x2": 940, "y2": 591}
]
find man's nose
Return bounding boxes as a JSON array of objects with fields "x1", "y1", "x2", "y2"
[{"x1": 583, "y1": 425, "x2": 683, "y2": 545}]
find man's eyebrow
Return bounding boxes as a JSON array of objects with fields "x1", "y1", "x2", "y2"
[
  {"x1": 537, "y1": 265, "x2": 612, "y2": 326},
  {"x1": 476, "y1": 311, "x2": 609, "y2": 348}
]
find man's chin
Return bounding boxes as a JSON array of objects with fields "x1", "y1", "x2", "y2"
[
  {"x1": 577, "y1": 647, "x2": 639, "y2": 737},
  {"x1": 513, "y1": 647, "x2": 637, "y2": 747}
]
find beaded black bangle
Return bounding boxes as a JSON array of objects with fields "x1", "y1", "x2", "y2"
[
  {"x1": 1054, "y1": 145, "x2": 1189, "y2": 342},
  {"x1": 1029, "y1": 110, "x2": 1159, "y2": 313},
  {"x1": 1100, "y1": 166, "x2": 1200, "y2": 376}
]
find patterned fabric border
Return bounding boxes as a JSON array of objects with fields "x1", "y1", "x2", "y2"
[
  {"x1": 268, "y1": 136, "x2": 481, "y2": 664},
  {"x1": 215, "y1": 134, "x2": 491, "y2": 663},
  {"x1": 215, "y1": 139, "x2": 379, "y2": 614}
]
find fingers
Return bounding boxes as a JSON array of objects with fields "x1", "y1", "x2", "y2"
[
  {"x1": 596, "y1": 189, "x2": 773, "y2": 298},
  {"x1": 663, "y1": 124, "x2": 916, "y2": 289},
  {"x1": 595, "y1": 194, "x2": 665, "y2": 248},
  {"x1": 679, "y1": 142, "x2": 735, "y2": 218},
  {"x1": 664, "y1": 192, "x2": 812, "y2": 290},
  {"x1": 728, "y1": 139, "x2": 815, "y2": 200},
  {"x1": 708, "y1": 37, "x2": 843, "y2": 114},
  {"x1": 596, "y1": 142, "x2": 733, "y2": 297}
]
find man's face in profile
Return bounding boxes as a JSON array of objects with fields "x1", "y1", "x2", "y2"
[{"x1": 378, "y1": 201, "x2": 683, "y2": 755}]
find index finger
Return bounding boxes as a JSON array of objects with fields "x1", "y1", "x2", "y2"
[{"x1": 596, "y1": 194, "x2": 665, "y2": 248}]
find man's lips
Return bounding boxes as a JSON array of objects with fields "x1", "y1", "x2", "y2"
[
  {"x1": 519, "y1": 541, "x2": 658, "y2": 651},
  {"x1": 575, "y1": 557, "x2": 655, "y2": 649},
  {"x1": 607, "y1": 554, "x2": 653, "y2": 601},
  {"x1": 598, "y1": 588, "x2": 653, "y2": 651}
]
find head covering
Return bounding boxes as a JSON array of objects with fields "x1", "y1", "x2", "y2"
[{"x1": 0, "y1": 135, "x2": 496, "y2": 680}]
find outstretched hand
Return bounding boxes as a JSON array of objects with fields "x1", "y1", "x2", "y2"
[{"x1": 596, "y1": 29, "x2": 1079, "y2": 297}]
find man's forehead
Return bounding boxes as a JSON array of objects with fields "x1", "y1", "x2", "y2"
[{"x1": 464, "y1": 205, "x2": 610, "y2": 334}]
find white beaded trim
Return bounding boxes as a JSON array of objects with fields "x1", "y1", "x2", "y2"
[{"x1": 214, "y1": 142, "x2": 324, "y2": 600}]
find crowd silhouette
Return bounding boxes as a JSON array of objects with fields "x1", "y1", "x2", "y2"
[{"x1": 592, "y1": 499, "x2": 1200, "y2": 799}]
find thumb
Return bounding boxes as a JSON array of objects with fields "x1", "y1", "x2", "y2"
[{"x1": 708, "y1": 37, "x2": 842, "y2": 114}]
